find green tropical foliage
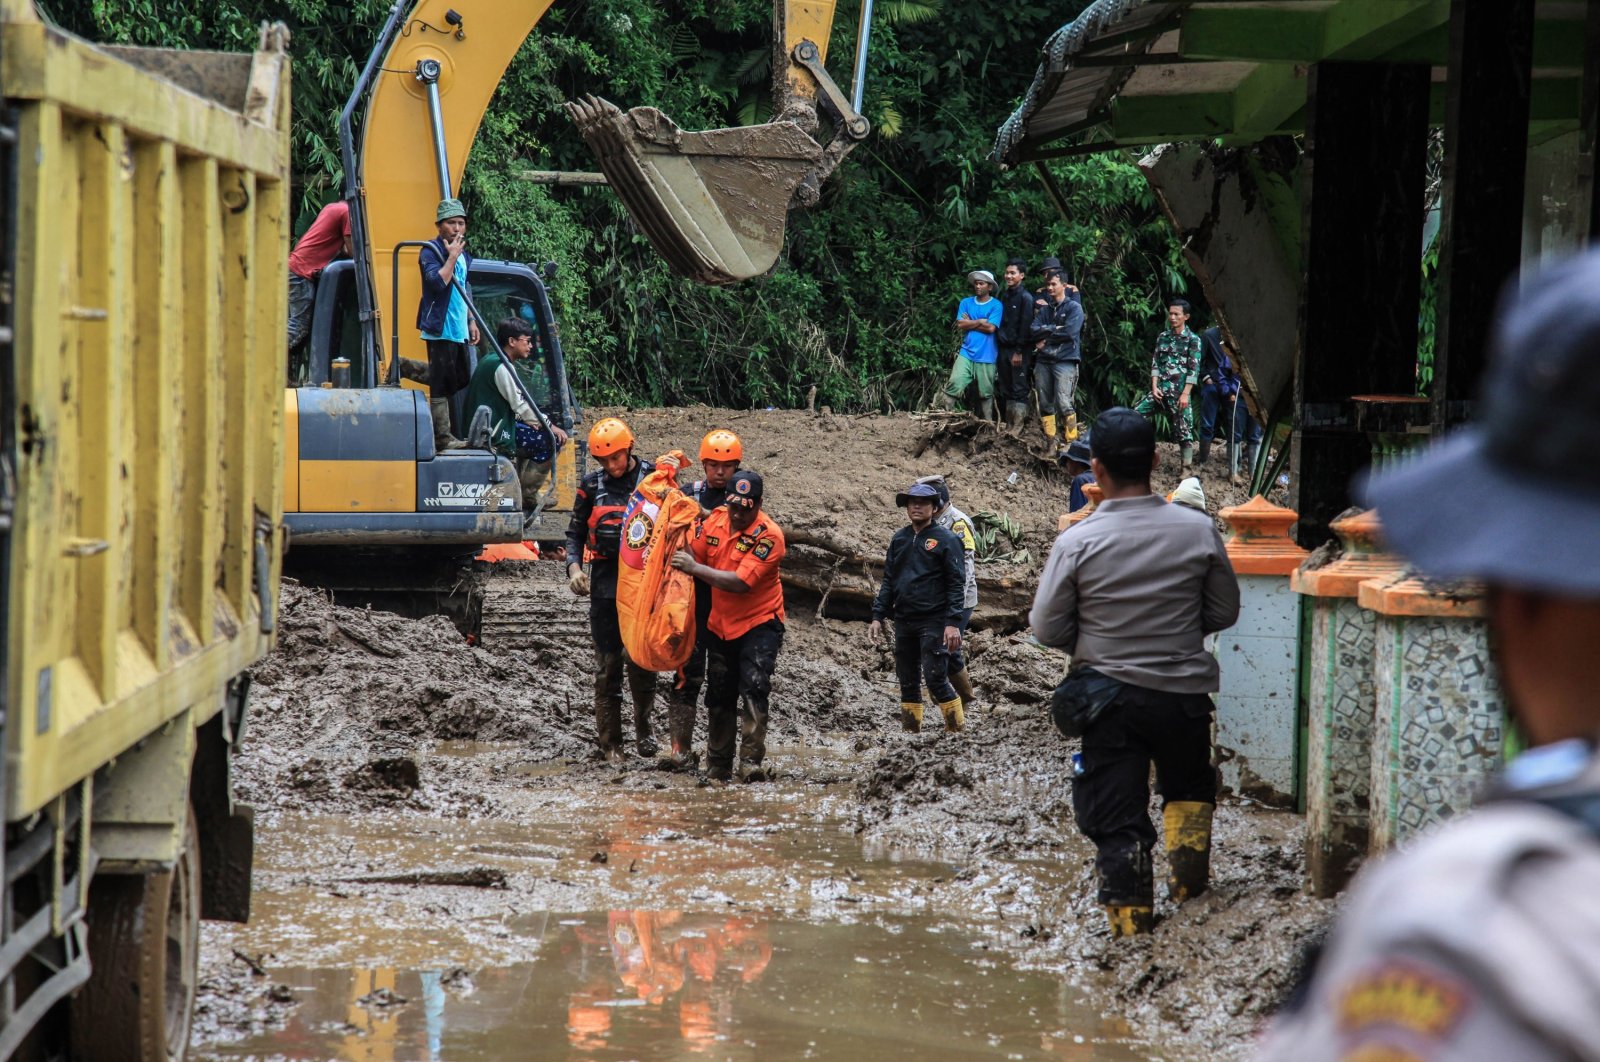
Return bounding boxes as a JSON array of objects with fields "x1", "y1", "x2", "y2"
[{"x1": 42, "y1": 0, "x2": 1195, "y2": 415}]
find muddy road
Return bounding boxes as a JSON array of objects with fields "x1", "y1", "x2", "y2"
[{"x1": 192, "y1": 410, "x2": 1325, "y2": 1059}]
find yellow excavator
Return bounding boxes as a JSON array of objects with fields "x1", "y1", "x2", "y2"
[{"x1": 284, "y1": 0, "x2": 872, "y2": 633}]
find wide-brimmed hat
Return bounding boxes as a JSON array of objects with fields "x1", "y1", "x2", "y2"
[
  {"x1": 895, "y1": 482, "x2": 942, "y2": 508},
  {"x1": 1363, "y1": 249, "x2": 1600, "y2": 595},
  {"x1": 966, "y1": 269, "x2": 996, "y2": 290}
]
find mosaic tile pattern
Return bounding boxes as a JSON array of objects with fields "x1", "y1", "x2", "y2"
[
  {"x1": 1304, "y1": 597, "x2": 1376, "y2": 896},
  {"x1": 1370, "y1": 615, "x2": 1504, "y2": 851}
]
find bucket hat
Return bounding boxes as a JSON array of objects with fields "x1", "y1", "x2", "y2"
[{"x1": 895, "y1": 482, "x2": 942, "y2": 508}]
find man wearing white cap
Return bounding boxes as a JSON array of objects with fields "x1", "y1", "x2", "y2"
[{"x1": 943, "y1": 269, "x2": 1002, "y2": 420}]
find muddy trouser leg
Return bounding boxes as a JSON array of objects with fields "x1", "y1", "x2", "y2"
[
  {"x1": 703, "y1": 631, "x2": 739, "y2": 779},
  {"x1": 947, "y1": 608, "x2": 974, "y2": 677},
  {"x1": 914, "y1": 623, "x2": 958, "y2": 704},
  {"x1": 669, "y1": 589, "x2": 713, "y2": 755},
  {"x1": 669, "y1": 637, "x2": 706, "y2": 756},
  {"x1": 1071, "y1": 700, "x2": 1156, "y2": 906},
  {"x1": 626, "y1": 655, "x2": 657, "y2": 749},
  {"x1": 591, "y1": 598, "x2": 625, "y2": 753},
  {"x1": 735, "y1": 621, "x2": 784, "y2": 767},
  {"x1": 286, "y1": 273, "x2": 315, "y2": 352},
  {"x1": 1032, "y1": 359, "x2": 1058, "y2": 418},
  {"x1": 1054, "y1": 361, "x2": 1079, "y2": 424}
]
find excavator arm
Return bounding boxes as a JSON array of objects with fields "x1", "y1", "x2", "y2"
[{"x1": 566, "y1": 0, "x2": 872, "y2": 285}]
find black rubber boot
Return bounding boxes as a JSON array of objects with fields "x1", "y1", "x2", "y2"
[
  {"x1": 627, "y1": 660, "x2": 659, "y2": 757},
  {"x1": 594, "y1": 651, "x2": 625, "y2": 761},
  {"x1": 1197, "y1": 438, "x2": 1212, "y2": 466}
]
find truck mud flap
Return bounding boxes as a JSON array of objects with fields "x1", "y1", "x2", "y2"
[{"x1": 191, "y1": 713, "x2": 253, "y2": 923}]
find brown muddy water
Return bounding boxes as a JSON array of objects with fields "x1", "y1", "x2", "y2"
[{"x1": 192, "y1": 745, "x2": 1158, "y2": 1060}]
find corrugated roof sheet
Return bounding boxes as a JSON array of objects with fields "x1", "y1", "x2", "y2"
[{"x1": 993, "y1": 0, "x2": 1188, "y2": 167}]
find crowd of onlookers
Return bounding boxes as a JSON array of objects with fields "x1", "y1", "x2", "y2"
[{"x1": 942, "y1": 257, "x2": 1263, "y2": 482}]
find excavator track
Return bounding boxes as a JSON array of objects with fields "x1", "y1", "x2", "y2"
[{"x1": 478, "y1": 561, "x2": 590, "y2": 650}]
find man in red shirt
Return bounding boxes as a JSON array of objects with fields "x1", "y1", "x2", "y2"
[
  {"x1": 286, "y1": 201, "x2": 352, "y2": 360},
  {"x1": 671, "y1": 471, "x2": 785, "y2": 782}
]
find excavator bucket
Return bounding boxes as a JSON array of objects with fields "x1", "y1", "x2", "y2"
[{"x1": 565, "y1": 94, "x2": 823, "y2": 286}]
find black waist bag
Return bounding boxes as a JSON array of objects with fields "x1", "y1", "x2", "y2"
[{"x1": 1050, "y1": 667, "x2": 1126, "y2": 738}]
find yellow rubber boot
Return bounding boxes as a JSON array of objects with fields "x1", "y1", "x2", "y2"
[
  {"x1": 937, "y1": 696, "x2": 965, "y2": 733},
  {"x1": 1105, "y1": 905, "x2": 1153, "y2": 938},
  {"x1": 949, "y1": 668, "x2": 976, "y2": 712},
  {"x1": 1163, "y1": 801, "x2": 1215, "y2": 902},
  {"x1": 1063, "y1": 413, "x2": 1079, "y2": 441},
  {"x1": 1041, "y1": 414, "x2": 1058, "y2": 440},
  {"x1": 899, "y1": 701, "x2": 923, "y2": 733}
]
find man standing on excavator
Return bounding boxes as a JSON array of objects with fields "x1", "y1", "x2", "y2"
[
  {"x1": 463, "y1": 317, "x2": 569, "y2": 532},
  {"x1": 567, "y1": 418, "x2": 659, "y2": 764},
  {"x1": 662, "y1": 429, "x2": 745, "y2": 771},
  {"x1": 417, "y1": 198, "x2": 480, "y2": 452}
]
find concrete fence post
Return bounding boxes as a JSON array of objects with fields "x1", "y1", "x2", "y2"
[
  {"x1": 1215, "y1": 496, "x2": 1308, "y2": 808},
  {"x1": 1290, "y1": 509, "x2": 1402, "y2": 896},
  {"x1": 1358, "y1": 572, "x2": 1504, "y2": 852}
]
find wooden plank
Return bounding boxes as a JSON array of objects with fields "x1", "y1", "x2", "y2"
[
  {"x1": 131, "y1": 140, "x2": 179, "y2": 670},
  {"x1": 0, "y1": 21, "x2": 285, "y2": 177},
  {"x1": 1431, "y1": 0, "x2": 1535, "y2": 430}
]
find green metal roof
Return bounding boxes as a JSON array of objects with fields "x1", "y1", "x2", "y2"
[{"x1": 994, "y1": 0, "x2": 1591, "y2": 166}]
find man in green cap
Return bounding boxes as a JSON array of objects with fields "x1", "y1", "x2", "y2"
[{"x1": 417, "y1": 197, "x2": 480, "y2": 450}]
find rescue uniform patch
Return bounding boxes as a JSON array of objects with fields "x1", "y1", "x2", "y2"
[{"x1": 753, "y1": 538, "x2": 774, "y2": 560}]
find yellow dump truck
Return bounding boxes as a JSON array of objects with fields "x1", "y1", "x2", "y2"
[{"x1": 0, "y1": 2, "x2": 288, "y2": 1056}]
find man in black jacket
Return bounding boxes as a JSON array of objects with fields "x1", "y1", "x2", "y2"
[
  {"x1": 868, "y1": 483, "x2": 968, "y2": 733},
  {"x1": 565, "y1": 417, "x2": 658, "y2": 764},
  {"x1": 995, "y1": 258, "x2": 1036, "y2": 433}
]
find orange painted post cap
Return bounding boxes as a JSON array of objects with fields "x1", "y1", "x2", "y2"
[
  {"x1": 1220, "y1": 496, "x2": 1309, "y2": 576},
  {"x1": 1064, "y1": 482, "x2": 1104, "y2": 528},
  {"x1": 1292, "y1": 508, "x2": 1404, "y2": 598},
  {"x1": 1357, "y1": 572, "x2": 1487, "y2": 618}
]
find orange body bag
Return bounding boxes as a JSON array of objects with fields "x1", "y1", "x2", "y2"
[{"x1": 615, "y1": 451, "x2": 700, "y2": 672}]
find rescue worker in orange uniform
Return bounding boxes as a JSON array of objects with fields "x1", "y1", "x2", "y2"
[
  {"x1": 663, "y1": 429, "x2": 744, "y2": 771},
  {"x1": 670, "y1": 471, "x2": 785, "y2": 783},
  {"x1": 566, "y1": 418, "x2": 658, "y2": 763}
]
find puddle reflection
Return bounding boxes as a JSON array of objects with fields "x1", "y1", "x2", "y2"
[{"x1": 200, "y1": 912, "x2": 1148, "y2": 1061}]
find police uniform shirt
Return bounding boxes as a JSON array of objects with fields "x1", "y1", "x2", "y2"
[{"x1": 1258, "y1": 741, "x2": 1600, "y2": 1061}]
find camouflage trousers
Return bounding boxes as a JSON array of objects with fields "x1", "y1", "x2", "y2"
[{"x1": 1134, "y1": 387, "x2": 1196, "y2": 447}]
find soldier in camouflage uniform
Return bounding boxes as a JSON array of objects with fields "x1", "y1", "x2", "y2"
[{"x1": 1133, "y1": 299, "x2": 1203, "y2": 471}]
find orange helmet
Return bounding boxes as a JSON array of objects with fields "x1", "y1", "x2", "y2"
[
  {"x1": 699, "y1": 429, "x2": 743, "y2": 463},
  {"x1": 587, "y1": 417, "x2": 635, "y2": 457}
]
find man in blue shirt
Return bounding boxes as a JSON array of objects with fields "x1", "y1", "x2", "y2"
[
  {"x1": 417, "y1": 197, "x2": 481, "y2": 451},
  {"x1": 943, "y1": 270, "x2": 1002, "y2": 420}
]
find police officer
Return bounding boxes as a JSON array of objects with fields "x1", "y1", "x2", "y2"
[
  {"x1": 1030, "y1": 408, "x2": 1239, "y2": 937},
  {"x1": 662, "y1": 429, "x2": 744, "y2": 771},
  {"x1": 566, "y1": 417, "x2": 657, "y2": 764},
  {"x1": 915, "y1": 475, "x2": 980, "y2": 712},
  {"x1": 868, "y1": 483, "x2": 967, "y2": 733},
  {"x1": 671, "y1": 471, "x2": 786, "y2": 783},
  {"x1": 1257, "y1": 250, "x2": 1600, "y2": 1060}
]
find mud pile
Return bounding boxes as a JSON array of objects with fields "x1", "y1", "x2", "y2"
[
  {"x1": 241, "y1": 580, "x2": 594, "y2": 813},
  {"x1": 610, "y1": 406, "x2": 1270, "y2": 559}
]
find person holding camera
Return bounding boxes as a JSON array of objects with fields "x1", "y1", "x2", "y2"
[{"x1": 1029, "y1": 408, "x2": 1239, "y2": 938}]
